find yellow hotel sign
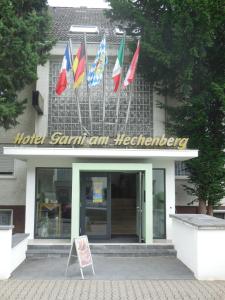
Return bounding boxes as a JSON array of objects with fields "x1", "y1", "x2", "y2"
[{"x1": 13, "y1": 132, "x2": 189, "y2": 150}]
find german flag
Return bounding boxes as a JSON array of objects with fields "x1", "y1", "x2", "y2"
[{"x1": 72, "y1": 43, "x2": 86, "y2": 88}]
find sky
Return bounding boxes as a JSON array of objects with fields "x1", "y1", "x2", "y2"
[{"x1": 48, "y1": 0, "x2": 110, "y2": 8}]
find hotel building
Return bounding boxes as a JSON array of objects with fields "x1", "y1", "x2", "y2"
[{"x1": 2, "y1": 7, "x2": 221, "y2": 244}]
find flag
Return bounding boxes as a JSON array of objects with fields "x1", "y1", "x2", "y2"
[
  {"x1": 112, "y1": 37, "x2": 125, "y2": 92},
  {"x1": 72, "y1": 43, "x2": 86, "y2": 89},
  {"x1": 123, "y1": 40, "x2": 140, "y2": 88},
  {"x1": 87, "y1": 36, "x2": 107, "y2": 87},
  {"x1": 56, "y1": 44, "x2": 72, "y2": 95}
]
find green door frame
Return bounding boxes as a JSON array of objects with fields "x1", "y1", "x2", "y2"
[{"x1": 72, "y1": 162, "x2": 152, "y2": 244}]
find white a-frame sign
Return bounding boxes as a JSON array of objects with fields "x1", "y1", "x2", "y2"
[{"x1": 66, "y1": 235, "x2": 95, "y2": 279}]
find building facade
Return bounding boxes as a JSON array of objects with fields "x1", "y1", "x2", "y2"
[{"x1": 2, "y1": 6, "x2": 220, "y2": 244}]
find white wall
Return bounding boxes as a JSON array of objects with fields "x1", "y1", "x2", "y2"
[
  {"x1": 0, "y1": 228, "x2": 29, "y2": 279},
  {"x1": 171, "y1": 218, "x2": 197, "y2": 271},
  {"x1": 171, "y1": 217, "x2": 225, "y2": 280},
  {"x1": 11, "y1": 237, "x2": 29, "y2": 273},
  {"x1": 197, "y1": 230, "x2": 225, "y2": 279},
  {"x1": 25, "y1": 163, "x2": 36, "y2": 239},
  {"x1": 35, "y1": 62, "x2": 49, "y2": 136},
  {"x1": 0, "y1": 159, "x2": 26, "y2": 206},
  {"x1": 0, "y1": 228, "x2": 12, "y2": 279}
]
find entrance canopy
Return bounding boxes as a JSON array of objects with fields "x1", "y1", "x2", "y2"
[{"x1": 3, "y1": 147, "x2": 198, "y2": 161}]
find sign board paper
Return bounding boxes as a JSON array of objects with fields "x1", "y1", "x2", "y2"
[
  {"x1": 65, "y1": 235, "x2": 95, "y2": 279},
  {"x1": 75, "y1": 235, "x2": 93, "y2": 268}
]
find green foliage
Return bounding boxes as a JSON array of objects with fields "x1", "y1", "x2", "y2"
[
  {"x1": 169, "y1": 83, "x2": 225, "y2": 207},
  {"x1": 0, "y1": 0, "x2": 55, "y2": 129},
  {"x1": 107, "y1": 0, "x2": 225, "y2": 209}
]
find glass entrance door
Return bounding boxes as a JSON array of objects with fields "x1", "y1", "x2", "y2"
[
  {"x1": 80, "y1": 173, "x2": 111, "y2": 239},
  {"x1": 136, "y1": 171, "x2": 145, "y2": 242}
]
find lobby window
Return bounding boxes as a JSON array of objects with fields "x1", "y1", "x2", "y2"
[
  {"x1": 153, "y1": 169, "x2": 166, "y2": 239},
  {"x1": 0, "y1": 145, "x2": 14, "y2": 175},
  {"x1": 35, "y1": 168, "x2": 72, "y2": 239},
  {"x1": 175, "y1": 161, "x2": 189, "y2": 177}
]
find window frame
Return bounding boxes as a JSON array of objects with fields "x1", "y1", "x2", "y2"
[{"x1": 34, "y1": 167, "x2": 72, "y2": 239}]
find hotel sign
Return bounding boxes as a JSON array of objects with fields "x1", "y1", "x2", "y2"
[{"x1": 13, "y1": 132, "x2": 189, "y2": 150}]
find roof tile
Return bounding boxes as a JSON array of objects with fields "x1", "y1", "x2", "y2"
[{"x1": 49, "y1": 7, "x2": 124, "y2": 44}]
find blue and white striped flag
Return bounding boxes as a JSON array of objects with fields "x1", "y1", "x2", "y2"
[{"x1": 87, "y1": 36, "x2": 107, "y2": 87}]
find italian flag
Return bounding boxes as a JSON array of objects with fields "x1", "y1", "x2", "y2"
[
  {"x1": 123, "y1": 40, "x2": 140, "y2": 88},
  {"x1": 112, "y1": 37, "x2": 125, "y2": 92}
]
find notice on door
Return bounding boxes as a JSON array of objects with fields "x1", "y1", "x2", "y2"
[{"x1": 92, "y1": 177, "x2": 104, "y2": 203}]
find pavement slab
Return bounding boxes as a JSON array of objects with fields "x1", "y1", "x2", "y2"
[{"x1": 0, "y1": 279, "x2": 225, "y2": 300}]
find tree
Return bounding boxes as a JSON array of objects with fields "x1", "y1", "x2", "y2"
[
  {"x1": 107, "y1": 0, "x2": 225, "y2": 214},
  {"x1": 0, "y1": 0, "x2": 55, "y2": 129}
]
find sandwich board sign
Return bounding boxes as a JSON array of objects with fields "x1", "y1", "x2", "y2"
[{"x1": 65, "y1": 235, "x2": 95, "y2": 279}]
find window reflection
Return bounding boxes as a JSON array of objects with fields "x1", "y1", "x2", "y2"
[
  {"x1": 153, "y1": 169, "x2": 166, "y2": 239},
  {"x1": 83, "y1": 176, "x2": 108, "y2": 236},
  {"x1": 35, "y1": 168, "x2": 72, "y2": 238}
]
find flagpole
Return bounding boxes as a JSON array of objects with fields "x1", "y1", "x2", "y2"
[
  {"x1": 69, "y1": 39, "x2": 83, "y2": 134},
  {"x1": 124, "y1": 84, "x2": 132, "y2": 133},
  {"x1": 115, "y1": 33, "x2": 126, "y2": 135},
  {"x1": 102, "y1": 66, "x2": 106, "y2": 135},
  {"x1": 84, "y1": 32, "x2": 93, "y2": 135},
  {"x1": 102, "y1": 34, "x2": 106, "y2": 136},
  {"x1": 123, "y1": 39, "x2": 140, "y2": 134}
]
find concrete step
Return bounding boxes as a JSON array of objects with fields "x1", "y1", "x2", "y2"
[
  {"x1": 26, "y1": 243, "x2": 177, "y2": 259},
  {"x1": 27, "y1": 244, "x2": 174, "y2": 250}
]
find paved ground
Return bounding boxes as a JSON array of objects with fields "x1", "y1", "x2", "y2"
[
  {"x1": 0, "y1": 279, "x2": 225, "y2": 300},
  {"x1": 11, "y1": 256, "x2": 194, "y2": 280},
  {"x1": 0, "y1": 256, "x2": 223, "y2": 299}
]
